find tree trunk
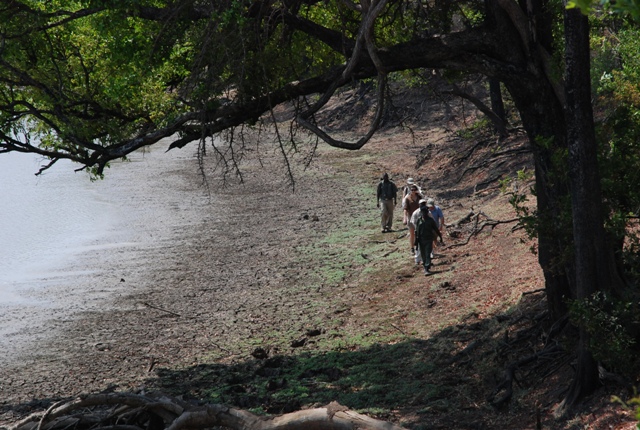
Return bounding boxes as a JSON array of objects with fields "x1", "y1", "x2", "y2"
[
  {"x1": 500, "y1": 75, "x2": 574, "y2": 320},
  {"x1": 489, "y1": 77, "x2": 507, "y2": 138},
  {"x1": 556, "y1": 5, "x2": 605, "y2": 414},
  {"x1": 485, "y1": 0, "x2": 575, "y2": 321}
]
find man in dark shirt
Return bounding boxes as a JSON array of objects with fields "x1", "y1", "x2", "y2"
[
  {"x1": 376, "y1": 173, "x2": 398, "y2": 233},
  {"x1": 415, "y1": 206, "x2": 443, "y2": 275}
]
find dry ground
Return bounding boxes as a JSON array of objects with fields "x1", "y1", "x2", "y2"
[{"x1": 0, "y1": 87, "x2": 637, "y2": 429}]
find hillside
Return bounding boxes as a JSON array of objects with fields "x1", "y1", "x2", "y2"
[{"x1": 0, "y1": 85, "x2": 636, "y2": 429}]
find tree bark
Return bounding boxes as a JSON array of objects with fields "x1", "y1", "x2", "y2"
[
  {"x1": 556, "y1": 4, "x2": 605, "y2": 415},
  {"x1": 489, "y1": 78, "x2": 507, "y2": 138},
  {"x1": 488, "y1": 0, "x2": 574, "y2": 320}
]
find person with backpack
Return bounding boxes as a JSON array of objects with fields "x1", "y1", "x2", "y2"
[{"x1": 414, "y1": 206, "x2": 443, "y2": 275}]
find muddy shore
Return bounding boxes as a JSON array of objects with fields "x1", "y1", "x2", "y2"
[{"x1": 0, "y1": 137, "x2": 357, "y2": 423}]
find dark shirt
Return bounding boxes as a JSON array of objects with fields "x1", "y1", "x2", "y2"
[
  {"x1": 377, "y1": 180, "x2": 398, "y2": 201},
  {"x1": 415, "y1": 215, "x2": 439, "y2": 243}
]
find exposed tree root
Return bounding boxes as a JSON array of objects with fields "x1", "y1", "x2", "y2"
[
  {"x1": 7, "y1": 393, "x2": 403, "y2": 430},
  {"x1": 488, "y1": 344, "x2": 563, "y2": 408},
  {"x1": 488, "y1": 313, "x2": 571, "y2": 409}
]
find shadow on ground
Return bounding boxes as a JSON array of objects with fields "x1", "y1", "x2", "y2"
[{"x1": 139, "y1": 291, "x2": 566, "y2": 429}]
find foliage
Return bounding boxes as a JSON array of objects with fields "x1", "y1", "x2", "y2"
[
  {"x1": 455, "y1": 117, "x2": 491, "y2": 139},
  {"x1": 568, "y1": 291, "x2": 637, "y2": 374},
  {"x1": 501, "y1": 168, "x2": 537, "y2": 240},
  {"x1": 569, "y1": 0, "x2": 640, "y2": 21},
  {"x1": 592, "y1": 27, "x2": 640, "y2": 267},
  {"x1": 612, "y1": 392, "x2": 640, "y2": 428},
  {"x1": 0, "y1": 1, "x2": 186, "y2": 170}
]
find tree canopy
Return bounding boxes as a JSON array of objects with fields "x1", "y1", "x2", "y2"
[{"x1": 0, "y1": 0, "x2": 546, "y2": 174}]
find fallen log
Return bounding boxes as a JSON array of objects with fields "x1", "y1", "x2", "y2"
[{"x1": 7, "y1": 393, "x2": 404, "y2": 430}]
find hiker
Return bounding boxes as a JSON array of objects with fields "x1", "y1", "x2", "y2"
[
  {"x1": 414, "y1": 206, "x2": 443, "y2": 275},
  {"x1": 427, "y1": 198, "x2": 445, "y2": 256},
  {"x1": 376, "y1": 172, "x2": 398, "y2": 233},
  {"x1": 409, "y1": 199, "x2": 428, "y2": 265},
  {"x1": 402, "y1": 177, "x2": 420, "y2": 198},
  {"x1": 402, "y1": 178, "x2": 422, "y2": 225},
  {"x1": 403, "y1": 185, "x2": 424, "y2": 253}
]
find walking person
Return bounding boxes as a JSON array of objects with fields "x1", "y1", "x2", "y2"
[
  {"x1": 376, "y1": 173, "x2": 398, "y2": 233},
  {"x1": 403, "y1": 185, "x2": 423, "y2": 253},
  {"x1": 414, "y1": 206, "x2": 443, "y2": 275},
  {"x1": 427, "y1": 198, "x2": 445, "y2": 257},
  {"x1": 402, "y1": 178, "x2": 423, "y2": 225},
  {"x1": 402, "y1": 177, "x2": 419, "y2": 198},
  {"x1": 410, "y1": 199, "x2": 428, "y2": 265}
]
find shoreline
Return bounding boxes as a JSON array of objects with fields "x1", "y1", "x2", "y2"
[{"x1": 0, "y1": 140, "x2": 208, "y2": 367}]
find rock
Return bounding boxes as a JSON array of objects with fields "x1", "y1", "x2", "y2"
[
  {"x1": 251, "y1": 347, "x2": 269, "y2": 359},
  {"x1": 290, "y1": 338, "x2": 307, "y2": 348},
  {"x1": 306, "y1": 328, "x2": 322, "y2": 337}
]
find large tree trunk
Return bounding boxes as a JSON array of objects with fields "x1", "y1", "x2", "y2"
[
  {"x1": 501, "y1": 71, "x2": 574, "y2": 321},
  {"x1": 485, "y1": 0, "x2": 575, "y2": 320},
  {"x1": 556, "y1": 5, "x2": 605, "y2": 414}
]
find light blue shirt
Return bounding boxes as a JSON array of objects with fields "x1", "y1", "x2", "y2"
[{"x1": 428, "y1": 206, "x2": 444, "y2": 229}]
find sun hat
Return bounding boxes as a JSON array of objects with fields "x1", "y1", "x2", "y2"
[{"x1": 427, "y1": 198, "x2": 435, "y2": 207}]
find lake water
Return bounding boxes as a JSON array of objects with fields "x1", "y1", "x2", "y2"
[{"x1": 0, "y1": 152, "x2": 120, "y2": 304}]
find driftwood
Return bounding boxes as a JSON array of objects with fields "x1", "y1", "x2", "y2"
[{"x1": 6, "y1": 393, "x2": 404, "y2": 430}]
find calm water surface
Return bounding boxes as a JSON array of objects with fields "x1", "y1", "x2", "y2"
[{"x1": 0, "y1": 152, "x2": 119, "y2": 305}]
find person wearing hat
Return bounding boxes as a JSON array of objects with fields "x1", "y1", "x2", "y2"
[
  {"x1": 403, "y1": 185, "x2": 424, "y2": 253},
  {"x1": 376, "y1": 172, "x2": 398, "y2": 233},
  {"x1": 427, "y1": 198, "x2": 445, "y2": 256},
  {"x1": 409, "y1": 199, "x2": 429, "y2": 265},
  {"x1": 414, "y1": 206, "x2": 443, "y2": 275},
  {"x1": 402, "y1": 177, "x2": 417, "y2": 198}
]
